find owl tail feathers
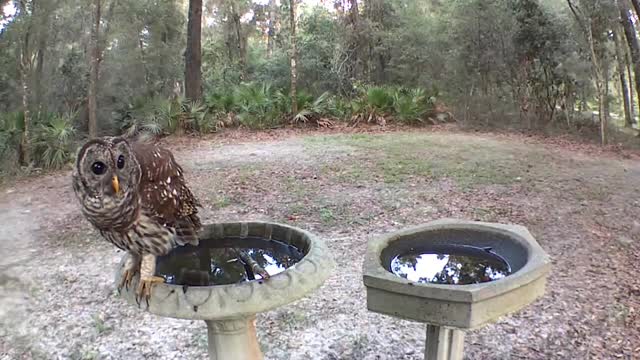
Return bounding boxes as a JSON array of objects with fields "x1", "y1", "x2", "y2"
[{"x1": 174, "y1": 216, "x2": 201, "y2": 247}]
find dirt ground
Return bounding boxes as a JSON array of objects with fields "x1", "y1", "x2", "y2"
[{"x1": 0, "y1": 126, "x2": 639, "y2": 360}]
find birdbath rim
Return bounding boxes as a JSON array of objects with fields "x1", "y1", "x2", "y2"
[
  {"x1": 116, "y1": 221, "x2": 335, "y2": 320},
  {"x1": 363, "y1": 218, "x2": 551, "y2": 329}
]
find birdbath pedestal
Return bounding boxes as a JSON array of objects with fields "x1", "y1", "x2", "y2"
[
  {"x1": 116, "y1": 221, "x2": 334, "y2": 360},
  {"x1": 363, "y1": 219, "x2": 551, "y2": 360}
]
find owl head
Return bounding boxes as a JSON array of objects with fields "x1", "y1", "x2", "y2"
[{"x1": 73, "y1": 136, "x2": 141, "y2": 200}]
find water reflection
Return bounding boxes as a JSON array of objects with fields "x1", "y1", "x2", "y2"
[
  {"x1": 391, "y1": 248, "x2": 511, "y2": 285},
  {"x1": 156, "y1": 237, "x2": 304, "y2": 286}
]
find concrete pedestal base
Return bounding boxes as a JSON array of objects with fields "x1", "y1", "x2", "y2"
[
  {"x1": 206, "y1": 316, "x2": 263, "y2": 360},
  {"x1": 424, "y1": 325, "x2": 464, "y2": 360}
]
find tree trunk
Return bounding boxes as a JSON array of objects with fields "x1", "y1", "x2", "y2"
[
  {"x1": 599, "y1": 87, "x2": 607, "y2": 145},
  {"x1": 185, "y1": 0, "x2": 203, "y2": 103},
  {"x1": 88, "y1": 0, "x2": 101, "y2": 138},
  {"x1": 20, "y1": 66, "x2": 31, "y2": 166},
  {"x1": 20, "y1": 54, "x2": 32, "y2": 166},
  {"x1": 366, "y1": 0, "x2": 385, "y2": 84},
  {"x1": 614, "y1": 29, "x2": 633, "y2": 127},
  {"x1": 138, "y1": 31, "x2": 150, "y2": 90},
  {"x1": 33, "y1": 0, "x2": 49, "y2": 109},
  {"x1": 267, "y1": 0, "x2": 277, "y2": 58},
  {"x1": 289, "y1": 0, "x2": 298, "y2": 116},
  {"x1": 347, "y1": 0, "x2": 359, "y2": 80},
  {"x1": 18, "y1": 0, "x2": 33, "y2": 165},
  {"x1": 230, "y1": 1, "x2": 246, "y2": 80},
  {"x1": 628, "y1": 52, "x2": 636, "y2": 121},
  {"x1": 619, "y1": 0, "x2": 640, "y2": 123},
  {"x1": 348, "y1": 0, "x2": 359, "y2": 26},
  {"x1": 34, "y1": 39, "x2": 47, "y2": 108},
  {"x1": 594, "y1": 53, "x2": 607, "y2": 145},
  {"x1": 568, "y1": 0, "x2": 607, "y2": 144},
  {"x1": 630, "y1": 0, "x2": 640, "y2": 17},
  {"x1": 604, "y1": 57, "x2": 610, "y2": 122}
]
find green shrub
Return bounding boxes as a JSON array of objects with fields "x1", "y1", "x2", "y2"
[
  {"x1": 0, "y1": 111, "x2": 77, "y2": 172},
  {"x1": 346, "y1": 85, "x2": 437, "y2": 125},
  {"x1": 0, "y1": 111, "x2": 24, "y2": 169},
  {"x1": 33, "y1": 111, "x2": 77, "y2": 169},
  {"x1": 366, "y1": 86, "x2": 395, "y2": 113},
  {"x1": 294, "y1": 91, "x2": 332, "y2": 123},
  {"x1": 205, "y1": 92, "x2": 236, "y2": 113},
  {"x1": 184, "y1": 100, "x2": 213, "y2": 134},
  {"x1": 392, "y1": 87, "x2": 434, "y2": 124},
  {"x1": 119, "y1": 96, "x2": 167, "y2": 137},
  {"x1": 156, "y1": 96, "x2": 185, "y2": 134}
]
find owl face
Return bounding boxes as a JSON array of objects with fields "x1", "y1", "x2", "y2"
[{"x1": 74, "y1": 137, "x2": 141, "y2": 199}]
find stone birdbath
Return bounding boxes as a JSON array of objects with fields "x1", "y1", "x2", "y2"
[
  {"x1": 116, "y1": 221, "x2": 334, "y2": 360},
  {"x1": 363, "y1": 219, "x2": 551, "y2": 360}
]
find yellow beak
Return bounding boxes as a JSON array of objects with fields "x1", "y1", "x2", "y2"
[{"x1": 112, "y1": 176, "x2": 120, "y2": 194}]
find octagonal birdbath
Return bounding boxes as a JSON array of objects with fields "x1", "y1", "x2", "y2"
[
  {"x1": 116, "y1": 221, "x2": 334, "y2": 360},
  {"x1": 363, "y1": 219, "x2": 551, "y2": 360}
]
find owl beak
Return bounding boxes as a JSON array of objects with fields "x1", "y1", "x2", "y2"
[{"x1": 111, "y1": 176, "x2": 120, "y2": 194}]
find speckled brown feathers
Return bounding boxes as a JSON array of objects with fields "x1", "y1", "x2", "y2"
[
  {"x1": 72, "y1": 136, "x2": 201, "y2": 256},
  {"x1": 131, "y1": 141, "x2": 202, "y2": 246}
]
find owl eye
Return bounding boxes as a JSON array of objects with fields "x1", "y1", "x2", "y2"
[
  {"x1": 91, "y1": 161, "x2": 107, "y2": 175},
  {"x1": 117, "y1": 155, "x2": 125, "y2": 169}
]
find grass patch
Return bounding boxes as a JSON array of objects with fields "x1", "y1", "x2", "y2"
[
  {"x1": 377, "y1": 157, "x2": 432, "y2": 183},
  {"x1": 320, "y1": 162, "x2": 369, "y2": 183},
  {"x1": 305, "y1": 133, "x2": 539, "y2": 188},
  {"x1": 319, "y1": 207, "x2": 336, "y2": 224}
]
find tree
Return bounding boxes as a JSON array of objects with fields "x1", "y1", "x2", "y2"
[
  {"x1": 185, "y1": 0, "x2": 203, "y2": 103},
  {"x1": 567, "y1": 0, "x2": 613, "y2": 144},
  {"x1": 2, "y1": 0, "x2": 638, "y2": 151},
  {"x1": 220, "y1": 0, "x2": 249, "y2": 80},
  {"x1": 513, "y1": 0, "x2": 567, "y2": 126},
  {"x1": 630, "y1": 0, "x2": 640, "y2": 17},
  {"x1": 87, "y1": 0, "x2": 116, "y2": 138},
  {"x1": 364, "y1": 0, "x2": 388, "y2": 84},
  {"x1": 344, "y1": 0, "x2": 360, "y2": 82},
  {"x1": 267, "y1": 0, "x2": 278, "y2": 58},
  {"x1": 32, "y1": 0, "x2": 52, "y2": 108},
  {"x1": 17, "y1": 0, "x2": 34, "y2": 165},
  {"x1": 289, "y1": 0, "x2": 298, "y2": 116},
  {"x1": 614, "y1": 27, "x2": 634, "y2": 127},
  {"x1": 87, "y1": 0, "x2": 101, "y2": 138},
  {"x1": 618, "y1": 0, "x2": 640, "y2": 126}
]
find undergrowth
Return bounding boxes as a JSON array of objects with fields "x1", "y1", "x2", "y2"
[{"x1": 1, "y1": 83, "x2": 442, "y2": 174}]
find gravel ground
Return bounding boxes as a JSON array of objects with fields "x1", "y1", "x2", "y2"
[{"x1": 0, "y1": 128, "x2": 638, "y2": 360}]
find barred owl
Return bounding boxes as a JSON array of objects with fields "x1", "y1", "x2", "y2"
[{"x1": 72, "y1": 136, "x2": 201, "y2": 303}]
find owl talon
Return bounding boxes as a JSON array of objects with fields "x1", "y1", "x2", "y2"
[
  {"x1": 117, "y1": 268, "x2": 138, "y2": 293},
  {"x1": 135, "y1": 275, "x2": 164, "y2": 307},
  {"x1": 117, "y1": 254, "x2": 141, "y2": 294}
]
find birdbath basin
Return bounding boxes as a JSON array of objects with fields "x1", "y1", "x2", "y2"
[
  {"x1": 363, "y1": 219, "x2": 551, "y2": 360},
  {"x1": 116, "y1": 221, "x2": 334, "y2": 360}
]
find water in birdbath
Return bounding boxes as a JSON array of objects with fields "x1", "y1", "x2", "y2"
[
  {"x1": 389, "y1": 244, "x2": 511, "y2": 285},
  {"x1": 156, "y1": 236, "x2": 304, "y2": 286}
]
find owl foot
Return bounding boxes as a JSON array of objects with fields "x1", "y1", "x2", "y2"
[
  {"x1": 135, "y1": 253, "x2": 161, "y2": 307},
  {"x1": 117, "y1": 254, "x2": 141, "y2": 293},
  {"x1": 135, "y1": 275, "x2": 165, "y2": 307},
  {"x1": 117, "y1": 268, "x2": 138, "y2": 293}
]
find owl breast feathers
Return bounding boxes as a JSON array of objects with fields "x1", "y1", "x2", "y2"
[{"x1": 72, "y1": 136, "x2": 201, "y2": 256}]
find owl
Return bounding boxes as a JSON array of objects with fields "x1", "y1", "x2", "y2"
[{"x1": 72, "y1": 136, "x2": 202, "y2": 303}]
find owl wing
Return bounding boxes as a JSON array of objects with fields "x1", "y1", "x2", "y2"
[{"x1": 132, "y1": 141, "x2": 202, "y2": 247}]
